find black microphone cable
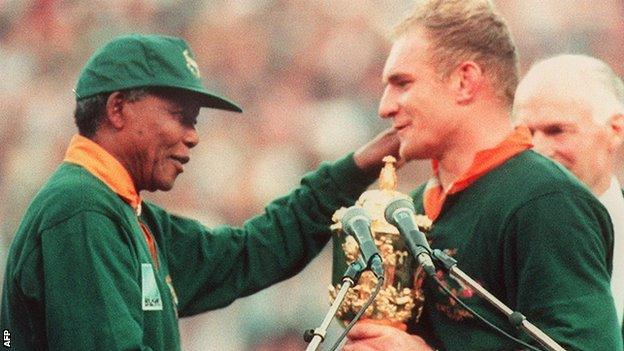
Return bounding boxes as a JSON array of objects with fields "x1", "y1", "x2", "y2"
[
  {"x1": 324, "y1": 274, "x2": 544, "y2": 351},
  {"x1": 384, "y1": 197, "x2": 548, "y2": 350},
  {"x1": 431, "y1": 270, "x2": 545, "y2": 351},
  {"x1": 327, "y1": 275, "x2": 384, "y2": 351}
]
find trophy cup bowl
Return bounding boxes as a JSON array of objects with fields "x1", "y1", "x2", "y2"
[{"x1": 329, "y1": 156, "x2": 431, "y2": 330}]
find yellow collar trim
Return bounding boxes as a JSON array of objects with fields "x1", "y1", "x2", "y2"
[{"x1": 64, "y1": 134, "x2": 141, "y2": 211}]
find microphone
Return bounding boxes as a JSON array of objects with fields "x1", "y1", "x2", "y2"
[
  {"x1": 384, "y1": 198, "x2": 436, "y2": 276},
  {"x1": 340, "y1": 206, "x2": 384, "y2": 278}
]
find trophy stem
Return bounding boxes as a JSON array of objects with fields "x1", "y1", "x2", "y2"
[{"x1": 329, "y1": 155, "x2": 431, "y2": 330}]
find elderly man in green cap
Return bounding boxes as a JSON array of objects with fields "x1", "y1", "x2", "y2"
[{"x1": 0, "y1": 34, "x2": 400, "y2": 350}]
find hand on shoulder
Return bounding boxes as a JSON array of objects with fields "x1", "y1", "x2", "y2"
[{"x1": 353, "y1": 128, "x2": 404, "y2": 173}]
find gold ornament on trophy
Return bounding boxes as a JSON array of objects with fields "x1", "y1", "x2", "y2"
[{"x1": 329, "y1": 156, "x2": 432, "y2": 330}]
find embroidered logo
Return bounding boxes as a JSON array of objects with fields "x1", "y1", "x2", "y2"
[
  {"x1": 183, "y1": 49, "x2": 201, "y2": 78},
  {"x1": 434, "y1": 249, "x2": 475, "y2": 321}
]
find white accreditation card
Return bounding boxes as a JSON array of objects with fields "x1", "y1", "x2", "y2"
[{"x1": 141, "y1": 263, "x2": 163, "y2": 311}]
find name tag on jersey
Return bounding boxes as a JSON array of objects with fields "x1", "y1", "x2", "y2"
[{"x1": 141, "y1": 263, "x2": 163, "y2": 311}]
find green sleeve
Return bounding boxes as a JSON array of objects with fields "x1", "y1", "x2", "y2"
[
  {"x1": 40, "y1": 211, "x2": 153, "y2": 350},
  {"x1": 160, "y1": 153, "x2": 374, "y2": 316},
  {"x1": 507, "y1": 192, "x2": 622, "y2": 351}
]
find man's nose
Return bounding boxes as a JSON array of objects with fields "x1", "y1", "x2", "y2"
[
  {"x1": 184, "y1": 127, "x2": 199, "y2": 148},
  {"x1": 378, "y1": 88, "x2": 398, "y2": 119}
]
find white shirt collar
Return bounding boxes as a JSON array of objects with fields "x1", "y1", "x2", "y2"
[
  {"x1": 598, "y1": 176, "x2": 624, "y2": 210},
  {"x1": 598, "y1": 175, "x2": 624, "y2": 325}
]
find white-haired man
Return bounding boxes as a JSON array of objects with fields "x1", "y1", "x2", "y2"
[{"x1": 514, "y1": 54, "x2": 624, "y2": 327}]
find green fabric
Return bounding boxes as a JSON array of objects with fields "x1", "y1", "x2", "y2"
[
  {"x1": 409, "y1": 150, "x2": 622, "y2": 351},
  {"x1": 74, "y1": 34, "x2": 241, "y2": 112},
  {"x1": 1, "y1": 153, "x2": 372, "y2": 350}
]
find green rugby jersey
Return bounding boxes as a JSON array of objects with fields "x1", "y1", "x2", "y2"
[
  {"x1": 411, "y1": 150, "x2": 622, "y2": 351},
  {"x1": 1, "y1": 151, "x2": 373, "y2": 350}
]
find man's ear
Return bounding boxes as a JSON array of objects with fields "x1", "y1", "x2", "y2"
[
  {"x1": 452, "y1": 61, "x2": 483, "y2": 105},
  {"x1": 607, "y1": 113, "x2": 624, "y2": 151},
  {"x1": 105, "y1": 92, "x2": 127, "y2": 129}
]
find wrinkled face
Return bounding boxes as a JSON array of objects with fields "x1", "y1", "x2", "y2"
[
  {"x1": 122, "y1": 90, "x2": 200, "y2": 192},
  {"x1": 515, "y1": 97, "x2": 612, "y2": 189},
  {"x1": 379, "y1": 30, "x2": 459, "y2": 161}
]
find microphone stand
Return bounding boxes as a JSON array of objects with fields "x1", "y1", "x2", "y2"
[
  {"x1": 431, "y1": 249, "x2": 567, "y2": 351},
  {"x1": 303, "y1": 259, "x2": 365, "y2": 351}
]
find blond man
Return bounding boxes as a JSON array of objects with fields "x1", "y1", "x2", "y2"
[
  {"x1": 344, "y1": 1, "x2": 621, "y2": 350},
  {"x1": 514, "y1": 54, "x2": 624, "y2": 327}
]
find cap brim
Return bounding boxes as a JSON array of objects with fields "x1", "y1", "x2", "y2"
[
  {"x1": 79, "y1": 83, "x2": 243, "y2": 113},
  {"x1": 182, "y1": 86, "x2": 242, "y2": 113},
  {"x1": 197, "y1": 92, "x2": 242, "y2": 113}
]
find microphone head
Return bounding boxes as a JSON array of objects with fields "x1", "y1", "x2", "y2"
[
  {"x1": 384, "y1": 197, "x2": 415, "y2": 225},
  {"x1": 340, "y1": 206, "x2": 371, "y2": 229}
]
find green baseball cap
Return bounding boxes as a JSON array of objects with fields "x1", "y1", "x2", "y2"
[{"x1": 75, "y1": 34, "x2": 242, "y2": 112}]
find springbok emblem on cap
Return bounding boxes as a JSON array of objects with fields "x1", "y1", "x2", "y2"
[{"x1": 183, "y1": 49, "x2": 201, "y2": 78}]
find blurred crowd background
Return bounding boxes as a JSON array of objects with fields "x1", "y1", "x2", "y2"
[{"x1": 0, "y1": 0, "x2": 623, "y2": 350}]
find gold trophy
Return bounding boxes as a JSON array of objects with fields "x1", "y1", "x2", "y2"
[{"x1": 329, "y1": 156, "x2": 432, "y2": 330}]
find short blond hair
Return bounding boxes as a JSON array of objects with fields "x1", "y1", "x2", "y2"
[{"x1": 393, "y1": 0, "x2": 518, "y2": 106}]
